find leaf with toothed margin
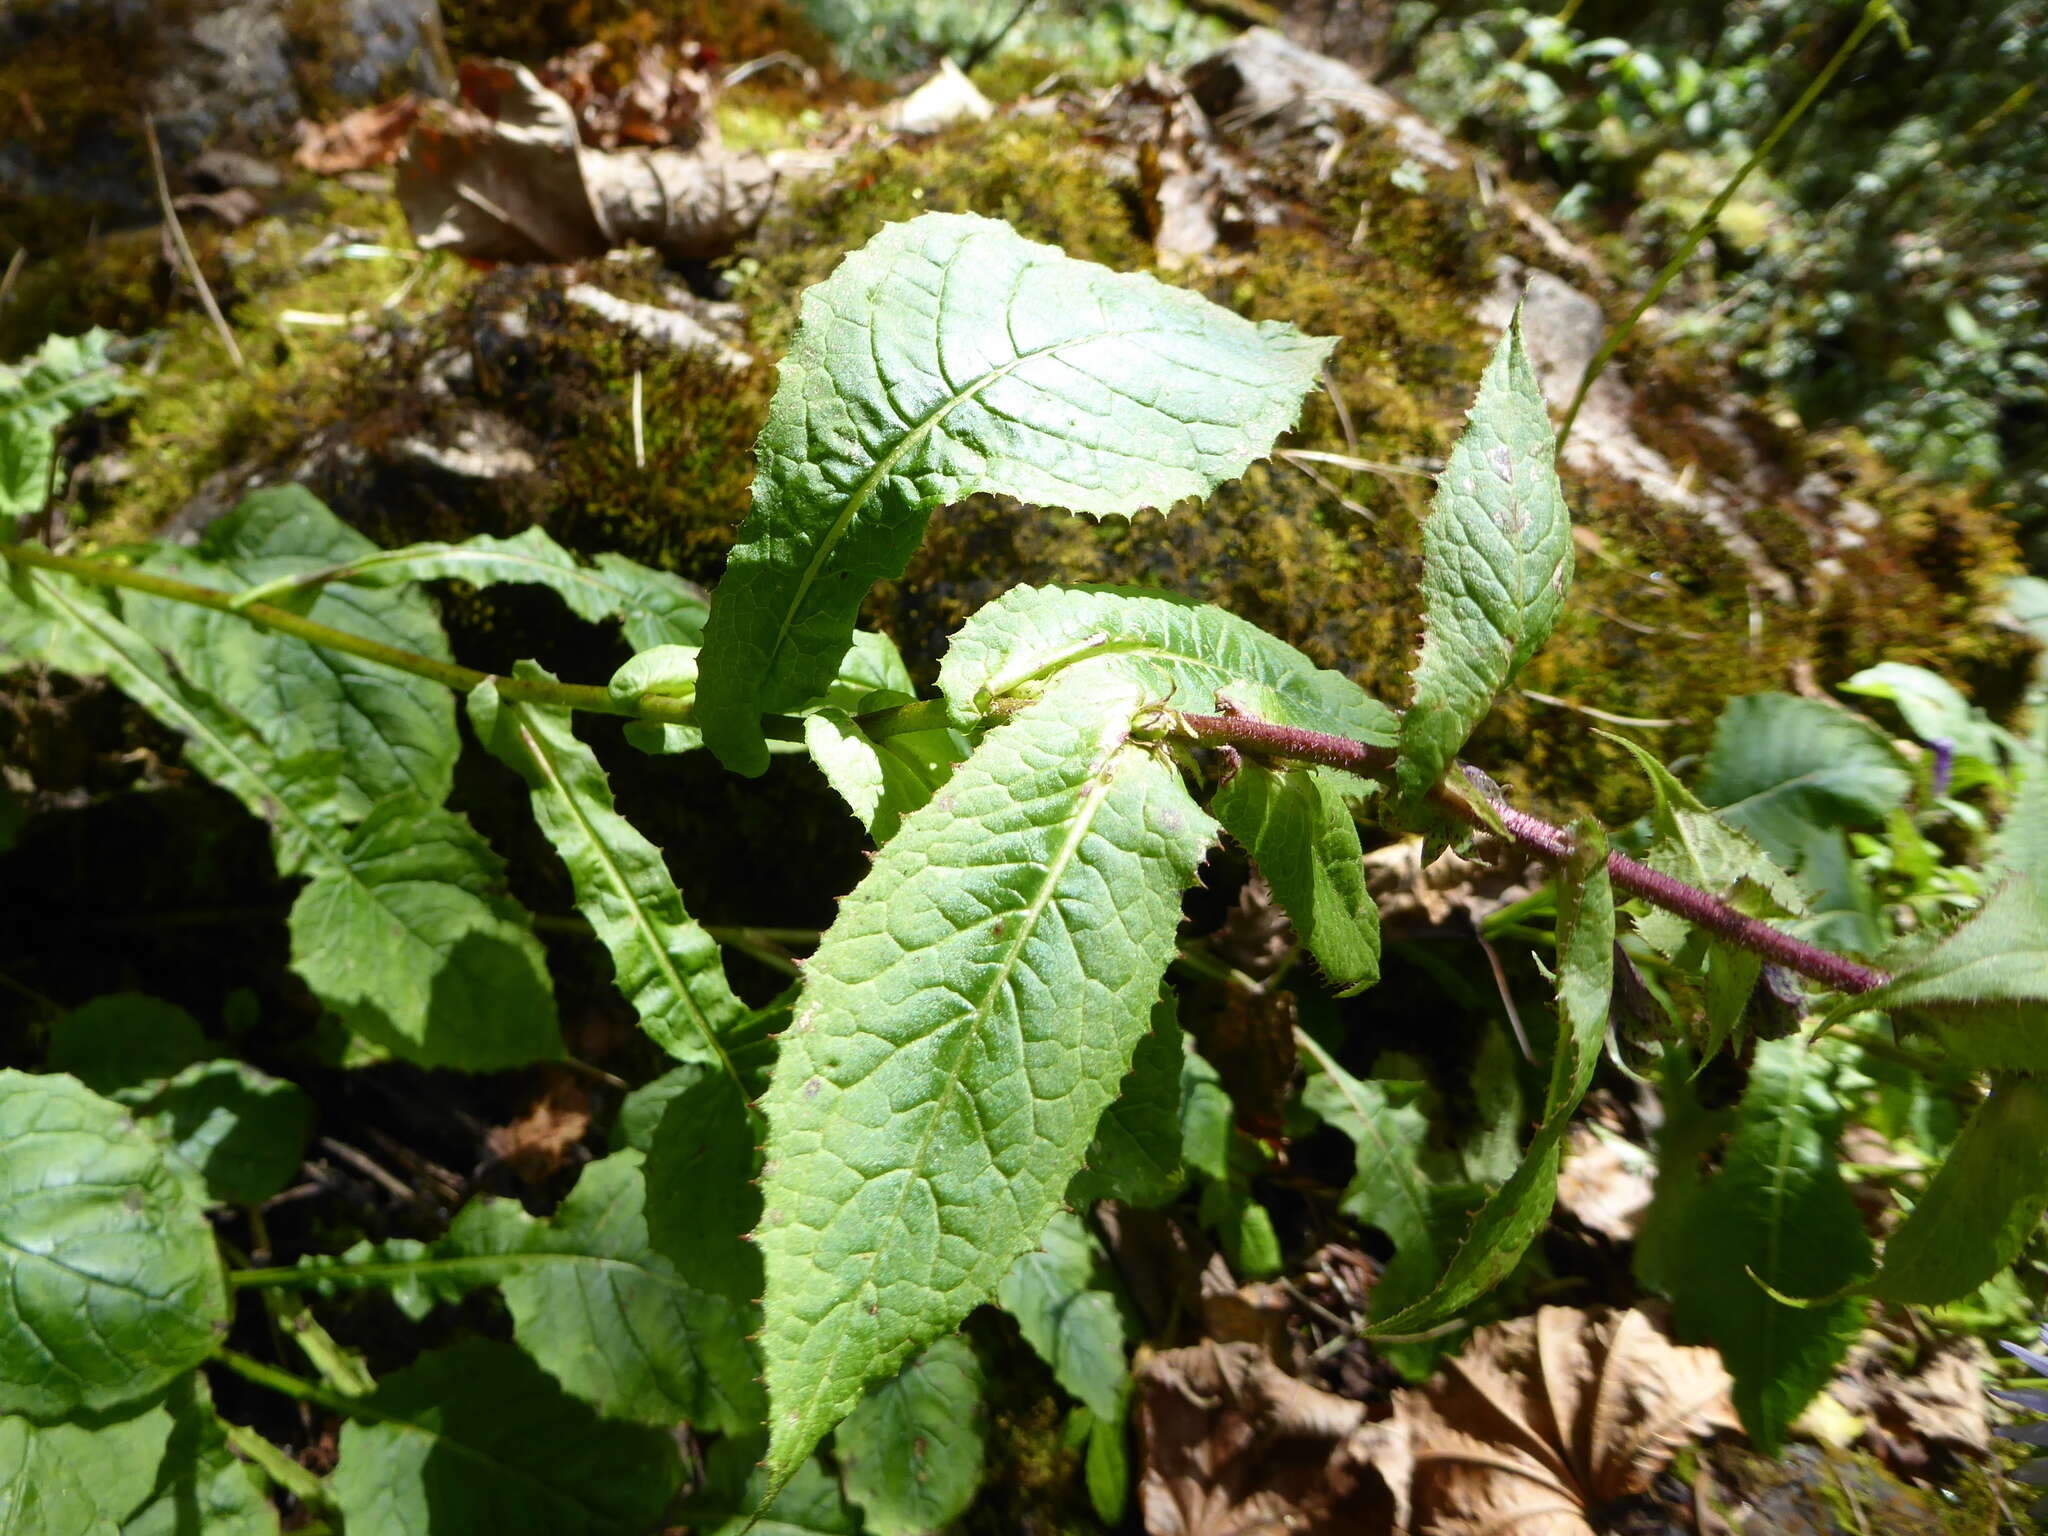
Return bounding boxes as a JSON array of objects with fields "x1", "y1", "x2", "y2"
[
  {"x1": 836, "y1": 1336, "x2": 987, "y2": 1536},
  {"x1": 938, "y1": 584, "x2": 1394, "y2": 745},
  {"x1": 1396, "y1": 313, "x2": 1573, "y2": 811},
  {"x1": 693, "y1": 211, "x2": 1334, "y2": 775},
  {"x1": 997, "y1": 1211, "x2": 1131, "y2": 1424},
  {"x1": 470, "y1": 663, "x2": 748, "y2": 1068},
  {"x1": 1068, "y1": 995, "x2": 1187, "y2": 1210},
  {"x1": 751, "y1": 667, "x2": 1217, "y2": 1494},
  {"x1": 1212, "y1": 762, "x2": 1379, "y2": 992}
]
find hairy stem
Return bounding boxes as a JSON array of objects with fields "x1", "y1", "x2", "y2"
[{"x1": 1175, "y1": 710, "x2": 1889, "y2": 995}]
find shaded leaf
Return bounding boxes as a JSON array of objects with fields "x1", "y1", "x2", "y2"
[
  {"x1": 753, "y1": 670, "x2": 1217, "y2": 1486},
  {"x1": 694, "y1": 212, "x2": 1333, "y2": 773},
  {"x1": 1213, "y1": 763, "x2": 1379, "y2": 992},
  {"x1": 0, "y1": 329, "x2": 126, "y2": 531},
  {"x1": 675, "y1": 1435, "x2": 861, "y2": 1536},
  {"x1": 1397, "y1": 314, "x2": 1573, "y2": 808},
  {"x1": 1298, "y1": 1039, "x2": 1438, "y2": 1313},
  {"x1": 0, "y1": 1073, "x2": 227, "y2": 1418},
  {"x1": 0, "y1": 1395, "x2": 171, "y2": 1536},
  {"x1": 1697, "y1": 693, "x2": 1911, "y2": 869},
  {"x1": 1069, "y1": 996, "x2": 1188, "y2": 1210},
  {"x1": 471, "y1": 666, "x2": 746, "y2": 1068},
  {"x1": 1842, "y1": 661, "x2": 2004, "y2": 767},
  {"x1": 124, "y1": 1060, "x2": 315, "y2": 1208},
  {"x1": 997, "y1": 1212, "x2": 1131, "y2": 1423},
  {"x1": 1848, "y1": 877, "x2": 2048, "y2": 1070},
  {"x1": 329, "y1": 1339, "x2": 681, "y2": 1536},
  {"x1": 122, "y1": 1373, "x2": 280, "y2": 1536},
  {"x1": 45, "y1": 995, "x2": 211, "y2": 1098},
  {"x1": 837, "y1": 1336, "x2": 987, "y2": 1536}
]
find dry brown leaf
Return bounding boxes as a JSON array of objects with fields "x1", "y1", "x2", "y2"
[
  {"x1": 1362, "y1": 836, "x2": 1536, "y2": 933},
  {"x1": 1553, "y1": 1123, "x2": 1655, "y2": 1243},
  {"x1": 1197, "y1": 1251, "x2": 1297, "y2": 1367},
  {"x1": 1828, "y1": 1334, "x2": 1990, "y2": 1478},
  {"x1": 395, "y1": 60, "x2": 774, "y2": 265},
  {"x1": 1404, "y1": 1307, "x2": 1736, "y2": 1536},
  {"x1": 294, "y1": 96, "x2": 421, "y2": 174},
  {"x1": 486, "y1": 1070, "x2": 591, "y2": 1182},
  {"x1": 536, "y1": 39, "x2": 718, "y2": 151},
  {"x1": 1135, "y1": 1341, "x2": 1410, "y2": 1536}
]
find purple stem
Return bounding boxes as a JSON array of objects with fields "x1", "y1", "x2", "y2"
[{"x1": 1176, "y1": 711, "x2": 1889, "y2": 996}]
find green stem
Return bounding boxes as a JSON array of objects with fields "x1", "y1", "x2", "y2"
[
  {"x1": 214, "y1": 1347, "x2": 367, "y2": 1417},
  {"x1": 1556, "y1": 0, "x2": 1893, "y2": 446}
]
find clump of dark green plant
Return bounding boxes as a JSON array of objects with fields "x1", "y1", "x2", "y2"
[{"x1": 2, "y1": 211, "x2": 2044, "y2": 1532}]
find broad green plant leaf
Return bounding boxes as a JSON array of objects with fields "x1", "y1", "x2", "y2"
[
  {"x1": 836, "y1": 1336, "x2": 987, "y2": 1536},
  {"x1": 1697, "y1": 692, "x2": 1911, "y2": 869},
  {"x1": 997, "y1": 1211, "x2": 1131, "y2": 1423},
  {"x1": 1995, "y1": 762, "x2": 2048, "y2": 883},
  {"x1": 939, "y1": 584, "x2": 1395, "y2": 745},
  {"x1": 676, "y1": 1436, "x2": 862, "y2": 1536},
  {"x1": 123, "y1": 1060, "x2": 315, "y2": 1207},
  {"x1": 1213, "y1": 763, "x2": 1379, "y2": 991},
  {"x1": 1839, "y1": 877, "x2": 2048, "y2": 1070},
  {"x1": 1368, "y1": 821, "x2": 1613, "y2": 1334},
  {"x1": 0, "y1": 329, "x2": 126, "y2": 533},
  {"x1": 803, "y1": 628, "x2": 967, "y2": 841},
  {"x1": 1664, "y1": 1038, "x2": 1871, "y2": 1452},
  {"x1": 471, "y1": 666, "x2": 747, "y2": 1070},
  {"x1": 1841, "y1": 661, "x2": 2004, "y2": 767},
  {"x1": 233, "y1": 524, "x2": 709, "y2": 649},
  {"x1": 694, "y1": 212, "x2": 1334, "y2": 773},
  {"x1": 45, "y1": 994, "x2": 211, "y2": 1096},
  {"x1": 753, "y1": 669, "x2": 1217, "y2": 1488},
  {"x1": 0, "y1": 1072, "x2": 228, "y2": 1418},
  {"x1": 129, "y1": 487, "x2": 462, "y2": 819},
  {"x1": 1068, "y1": 995, "x2": 1187, "y2": 1209},
  {"x1": 1396, "y1": 314, "x2": 1573, "y2": 809},
  {"x1": 329, "y1": 1339, "x2": 682, "y2": 1536},
  {"x1": 0, "y1": 1395, "x2": 171, "y2": 1536},
  {"x1": 1297, "y1": 1037, "x2": 1438, "y2": 1311},
  {"x1": 122, "y1": 1373, "x2": 279, "y2": 1536},
  {"x1": 288, "y1": 795, "x2": 560, "y2": 1070},
  {"x1": 1874, "y1": 1074, "x2": 2048, "y2": 1306}
]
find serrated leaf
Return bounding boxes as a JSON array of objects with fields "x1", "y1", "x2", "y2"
[
  {"x1": 122, "y1": 1373, "x2": 280, "y2": 1536},
  {"x1": 837, "y1": 1336, "x2": 987, "y2": 1536},
  {"x1": 1996, "y1": 761, "x2": 2048, "y2": 883},
  {"x1": 123, "y1": 1060, "x2": 314, "y2": 1208},
  {"x1": 1396, "y1": 313, "x2": 1573, "y2": 807},
  {"x1": 471, "y1": 665, "x2": 746, "y2": 1069},
  {"x1": 1298, "y1": 1039, "x2": 1439, "y2": 1311},
  {"x1": 239, "y1": 525, "x2": 709, "y2": 650},
  {"x1": 1875, "y1": 1074, "x2": 2048, "y2": 1306},
  {"x1": 1697, "y1": 693, "x2": 1911, "y2": 869},
  {"x1": 46, "y1": 995, "x2": 211, "y2": 1097},
  {"x1": 1069, "y1": 995, "x2": 1187, "y2": 1209},
  {"x1": 997, "y1": 1211, "x2": 1131, "y2": 1423},
  {"x1": 288, "y1": 795, "x2": 560, "y2": 1070},
  {"x1": 805, "y1": 709, "x2": 966, "y2": 845},
  {"x1": 1213, "y1": 763, "x2": 1379, "y2": 991},
  {"x1": 0, "y1": 329, "x2": 127, "y2": 531},
  {"x1": 754, "y1": 669, "x2": 1216, "y2": 1486},
  {"x1": 0, "y1": 1395, "x2": 171, "y2": 1536},
  {"x1": 329, "y1": 1339, "x2": 681, "y2": 1536},
  {"x1": 0, "y1": 1072, "x2": 228, "y2": 1418},
  {"x1": 1369, "y1": 822, "x2": 1612, "y2": 1334},
  {"x1": 676, "y1": 1436, "x2": 861, "y2": 1536},
  {"x1": 1665, "y1": 1038, "x2": 1870, "y2": 1452},
  {"x1": 939, "y1": 584, "x2": 1394, "y2": 745},
  {"x1": 694, "y1": 212, "x2": 1334, "y2": 773},
  {"x1": 129, "y1": 487, "x2": 461, "y2": 820},
  {"x1": 1844, "y1": 877, "x2": 2048, "y2": 1070}
]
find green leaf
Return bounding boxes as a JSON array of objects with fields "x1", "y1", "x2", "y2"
[
  {"x1": 753, "y1": 669, "x2": 1217, "y2": 1486},
  {"x1": 1298, "y1": 1040, "x2": 1438, "y2": 1312},
  {"x1": 238, "y1": 525, "x2": 709, "y2": 650},
  {"x1": 616, "y1": 1062, "x2": 707, "y2": 1153},
  {"x1": 1874, "y1": 1074, "x2": 2048, "y2": 1306},
  {"x1": 1665, "y1": 1038, "x2": 1871, "y2": 1452},
  {"x1": 124, "y1": 1061, "x2": 314, "y2": 1208},
  {"x1": 1841, "y1": 660, "x2": 2006, "y2": 767},
  {"x1": 288, "y1": 795, "x2": 560, "y2": 1070},
  {"x1": 46, "y1": 995, "x2": 211, "y2": 1097},
  {"x1": 1697, "y1": 693, "x2": 1912, "y2": 869},
  {"x1": 471, "y1": 666, "x2": 747, "y2": 1070},
  {"x1": 1845, "y1": 877, "x2": 2048, "y2": 1069},
  {"x1": 1068, "y1": 995, "x2": 1187, "y2": 1209},
  {"x1": 0, "y1": 329, "x2": 126, "y2": 531},
  {"x1": 996, "y1": 1212, "x2": 1130, "y2": 1423},
  {"x1": 676, "y1": 1436, "x2": 862, "y2": 1536},
  {"x1": 1213, "y1": 763, "x2": 1379, "y2": 992},
  {"x1": 836, "y1": 1336, "x2": 987, "y2": 1536},
  {"x1": 1084, "y1": 1410, "x2": 1128, "y2": 1525},
  {"x1": 939, "y1": 583, "x2": 1394, "y2": 745},
  {"x1": 0, "y1": 1072, "x2": 228, "y2": 1418},
  {"x1": 129, "y1": 487, "x2": 462, "y2": 819},
  {"x1": 1396, "y1": 313, "x2": 1573, "y2": 807},
  {"x1": 122, "y1": 1373, "x2": 280, "y2": 1536},
  {"x1": 1368, "y1": 821, "x2": 1612, "y2": 1333},
  {"x1": 805, "y1": 710, "x2": 966, "y2": 846},
  {"x1": 329, "y1": 1339, "x2": 682, "y2": 1536},
  {"x1": 1995, "y1": 761, "x2": 2048, "y2": 883},
  {"x1": 0, "y1": 1395, "x2": 172, "y2": 1536},
  {"x1": 694, "y1": 212, "x2": 1334, "y2": 773}
]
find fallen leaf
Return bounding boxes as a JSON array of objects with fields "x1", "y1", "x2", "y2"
[
  {"x1": 1828, "y1": 1334, "x2": 1990, "y2": 1478},
  {"x1": 486, "y1": 1070, "x2": 591, "y2": 1182},
  {"x1": 1135, "y1": 1341, "x2": 1410, "y2": 1536},
  {"x1": 1362, "y1": 836, "x2": 1536, "y2": 933},
  {"x1": 294, "y1": 96, "x2": 421, "y2": 174},
  {"x1": 1403, "y1": 1306, "x2": 1737, "y2": 1536},
  {"x1": 880, "y1": 57, "x2": 994, "y2": 136},
  {"x1": 1554, "y1": 1123, "x2": 1655, "y2": 1242}
]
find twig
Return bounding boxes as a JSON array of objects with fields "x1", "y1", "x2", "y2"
[
  {"x1": 142, "y1": 114, "x2": 246, "y2": 374},
  {"x1": 962, "y1": 0, "x2": 1039, "y2": 72},
  {"x1": 1476, "y1": 926, "x2": 1535, "y2": 1063},
  {"x1": 1520, "y1": 689, "x2": 1688, "y2": 729},
  {"x1": 0, "y1": 245, "x2": 23, "y2": 312},
  {"x1": 631, "y1": 369, "x2": 645, "y2": 469}
]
